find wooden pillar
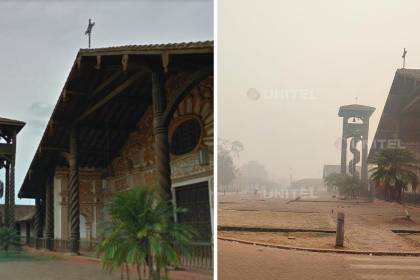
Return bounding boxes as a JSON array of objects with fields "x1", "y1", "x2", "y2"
[
  {"x1": 152, "y1": 70, "x2": 171, "y2": 195},
  {"x1": 45, "y1": 173, "x2": 54, "y2": 250},
  {"x1": 9, "y1": 155, "x2": 15, "y2": 227},
  {"x1": 361, "y1": 119, "x2": 370, "y2": 192},
  {"x1": 340, "y1": 118, "x2": 348, "y2": 174},
  {"x1": 25, "y1": 220, "x2": 31, "y2": 245},
  {"x1": 68, "y1": 128, "x2": 80, "y2": 254},
  {"x1": 4, "y1": 163, "x2": 9, "y2": 227},
  {"x1": 34, "y1": 198, "x2": 43, "y2": 249}
]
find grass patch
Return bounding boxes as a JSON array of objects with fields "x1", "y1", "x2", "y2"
[{"x1": 0, "y1": 251, "x2": 57, "y2": 262}]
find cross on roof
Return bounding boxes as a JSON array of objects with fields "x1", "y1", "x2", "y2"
[{"x1": 85, "y1": 18, "x2": 95, "y2": 48}]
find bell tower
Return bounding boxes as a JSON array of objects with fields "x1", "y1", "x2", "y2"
[
  {"x1": 0, "y1": 117, "x2": 25, "y2": 227},
  {"x1": 338, "y1": 104, "x2": 375, "y2": 192}
]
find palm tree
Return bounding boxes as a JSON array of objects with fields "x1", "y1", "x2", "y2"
[
  {"x1": 0, "y1": 227, "x2": 21, "y2": 255},
  {"x1": 370, "y1": 148, "x2": 418, "y2": 203},
  {"x1": 97, "y1": 186, "x2": 195, "y2": 280}
]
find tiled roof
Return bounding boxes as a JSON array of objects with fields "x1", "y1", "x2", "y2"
[
  {"x1": 79, "y1": 40, "x2": 213, "y2": 54},
  {"x1": 396, "y1": 68, "x2": 420, "y2": 80}
]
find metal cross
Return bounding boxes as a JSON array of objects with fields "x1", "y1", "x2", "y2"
[
  {"x1": 355, "y1": 96, "x2": 358, "y2": 104},
  {"x1": 402, "y1": 48, "x2": 407, "y2": 68},
  {"x1": 85, "y1": 18, "x2": 95, "y2": 49}
]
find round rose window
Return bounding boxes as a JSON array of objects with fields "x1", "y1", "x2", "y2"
[{"x1": 171, "y1": 118, "x2": 202, "y2": 155}]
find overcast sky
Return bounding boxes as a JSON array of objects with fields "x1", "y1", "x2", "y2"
[
  {"x1": 219, "y1": 0, "x2": 420, "y2": 182},
  {"x1": 0, "y1": 0, "x2": 213, "y2": 204}
]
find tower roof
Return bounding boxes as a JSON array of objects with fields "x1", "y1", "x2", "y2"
[
  {"x1": 338, "y1": 104, "x2": 375, "y2": 118},
  {"x1": 0, "y1": 117, "x2": 25, "y2": 133}
]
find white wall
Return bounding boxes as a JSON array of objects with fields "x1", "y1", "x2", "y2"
[
  {"x1": 80, "y1": 214, "x2": 88, "y2": 240},
  {"x1": 53, "y1": 178, "x2": 62, "y2": 239}
]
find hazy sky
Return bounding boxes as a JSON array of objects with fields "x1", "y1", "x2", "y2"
[
  {"x1": 219, "y1": 0, "x2": 420, "y2": 182},
  {"x1": 0, "y1": 0, "x2": 213, "y2": 204}
]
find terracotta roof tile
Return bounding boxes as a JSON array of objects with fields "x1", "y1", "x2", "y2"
[{"x1": 79, "y1": 40, "x2": 213, "y2": 54}]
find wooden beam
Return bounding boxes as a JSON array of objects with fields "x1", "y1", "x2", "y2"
[
  {"x1": 402, "y1": 94, "x2": 420, "y2": 113},
  {"x1": 64, "y1": 90, "x2": 87, "y2": 96},
  {"x1": 163, "y1": 65, "x2": 213, "y2": 126},
  {"x1": 40, "y1": 146, "x2": 109, "y2": 155},
  {"x1": 0, "y1": 143, "x2": 14, "y2": 156},
  {"x1": 76, "y1": 71, "x2": 145, "y2": 123},
  {"x1": 50, "y1": 119, "x2": 134, "y2": 132},
  {"x1": 90, "y1": 71, "x2": 121, "y2": 98}
]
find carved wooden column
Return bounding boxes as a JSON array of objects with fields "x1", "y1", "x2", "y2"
[
  {"x1": 152, "y1": 70, "x2": 171, "y2": 195},
  {"x1": 45, "y1": 173, "x2": 54, "y2": 250},
  {"x1": 9, "y1": 154, "x2": 15, "y2": 227},
  {"x1": 68, "y1": 128, "x2": 80, "y2": 254},
  {"x1": 34, "y1": 198, "x2": 43, "y2": 249},
  {"x1": 4, "y1": 163, "x2": 9, "y2": 227}
]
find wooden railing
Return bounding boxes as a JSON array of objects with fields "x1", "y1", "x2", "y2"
[
  {"x1": 79, "y1": 240, "x2": 98, "y2": 252},
  {"x1": 180, "y1": 241, "x2": 213, "y2": 271},
  {"x1": 53, "y1": 239, "x2": 70, "y2": 252}
]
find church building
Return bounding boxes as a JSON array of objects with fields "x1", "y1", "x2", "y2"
[{"x1": 18, "y1": 41, "x2": 213, "y2": 270}]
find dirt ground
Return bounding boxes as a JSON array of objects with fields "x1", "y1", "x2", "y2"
[
  {"x1": 0, "y1": 247, "x2": 212, "y2": 280},
  {"x1": 219, "y1": 209, "x2": 334, "y2": 229},
  {"x1": 219, "y1": 193, "x2": 420, "y2": 251},
  {"x1": 219, "y1": 240, "x2": 420, "y2": 280},
  {"x1": 0, "y1": 259, "x2": 118, "y2": 280}
]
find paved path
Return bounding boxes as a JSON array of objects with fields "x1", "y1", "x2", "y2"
[
  {"x1": 219, "y1": 194, "x2": 420, "y2": 251},
  {"x1": 219, "y1": 240, "x2": 420, "y2": 280},
  {"x1": 345, "y1": 213, "x2": 416, "y2": 251}
]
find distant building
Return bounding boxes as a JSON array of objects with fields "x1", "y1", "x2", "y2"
[
  {"x1": 322, "y1": 164, "x2": 361, "y2": 179},
  {"x1": 228, "y1": 176, "x2": 279, "y2": 193},
  {"x1": 0, "y1": 205, "x2": 35, "y2": 242},
  {"x1": 290, "y1": 178, "x2": 325, "y2": 195},
  {"x1": 322, "y1": 165, "x2": 341, "y2": 179}
]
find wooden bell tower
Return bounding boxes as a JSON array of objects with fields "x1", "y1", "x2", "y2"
[{"x1": 0, "y1": 117, "x2": 25, "y2": 227}]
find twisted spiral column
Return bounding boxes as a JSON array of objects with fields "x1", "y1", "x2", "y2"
[
  {"x1": 152, "y1": 70, "x2": 172, "y2": 195},
  {"x1": 8, "y1": 156, "x2": 15, "y2": 227},
  {"x1": 34, "y1": 198, "x2": 42, "y2": 248},
  {"x1": 69, "y1": 129, "x2": 80, "y2": 254},
  {"x1": 45, "y1": 173, "x2": 54, "y2": 250}
]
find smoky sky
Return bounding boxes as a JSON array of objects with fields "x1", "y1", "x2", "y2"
[
  {"x1": 0, "y1": 0, "x2": 213, "y2": 204},
  {"x1": 219, "y1": 0, "x2": 420, "y2": 182}
]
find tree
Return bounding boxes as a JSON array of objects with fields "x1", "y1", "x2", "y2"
[
  {"x1": 324, "y1": 173, "x2": 341, "y2": 192},
  {"x1": 240, "y1": 161, "x2": 268, "y2": 179},
  {"x1": 370, "y1": 148, "x2": 418, "y2": 203},
  {"x1": 97, "y1": 187, "x2": 195, "y2": 280},
  {"x1": 218, "y1": 139, "x2": 244, "y2": 192},
  {"x1": 218, "y1": 152, "x2": 236, "y2": 187},
  {"x1": 0, "y1": 227, "x2": 20, "y2": 255},
  {"x1": 324, "y1": 173, "x2": 360, "y2": 198}
]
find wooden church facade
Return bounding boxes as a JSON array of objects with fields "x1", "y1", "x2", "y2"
[{"x1": 18, "y1": 41, "x2": 213, "y2": 269}]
